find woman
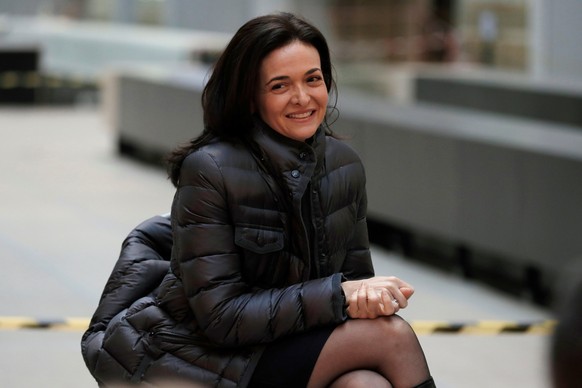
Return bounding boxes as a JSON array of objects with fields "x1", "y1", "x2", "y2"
[{"x1": 82, "y1": 12, "x2": 435, "y2": 388}]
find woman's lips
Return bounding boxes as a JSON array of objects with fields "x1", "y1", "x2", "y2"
[{"x1": 287, "y1": 110, "x2": 315, "y2": 119}]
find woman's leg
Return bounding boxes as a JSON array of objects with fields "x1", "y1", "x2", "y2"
[
  {"x1": 307, "y1": 315, "x2": 432, "y2": 388},
  {"x1": 329, "y1": 370, "x2": 392, "y2": 388}
]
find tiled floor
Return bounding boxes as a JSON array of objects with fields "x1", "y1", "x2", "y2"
[{"x1": 0, "y1": 107, "x2": 554, "y2": 387}]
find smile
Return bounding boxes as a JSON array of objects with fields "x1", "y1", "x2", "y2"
[{"x1": 287, "y1": 110, "x2": 315, "y2": 119}]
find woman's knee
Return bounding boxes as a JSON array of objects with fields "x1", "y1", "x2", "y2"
[
  {"x1": 336, "y1": 315, "x2": 417, "y2": 346},
  {"x1": 358, "y1": 315, "x2": 416, "y2": 342},
  {"x1": 329, "y1": 370, "x2": 392, "y2": 388},
  {"x1": 332, "y1": 315, "x2": 419, "y2": 357},
  {"x1": 379, "y1": 315, "x2": 415, "y2": 336}
]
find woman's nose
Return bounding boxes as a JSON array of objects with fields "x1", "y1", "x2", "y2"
[{"x1": 292, "y1": 86, "x2": 310, "y2": 105}]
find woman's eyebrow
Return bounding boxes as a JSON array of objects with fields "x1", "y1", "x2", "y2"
[{"x1": 266, "y1": 68, "x2": 322, "y2": 85}]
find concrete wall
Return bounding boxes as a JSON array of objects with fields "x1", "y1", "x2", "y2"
[{"x1": 414, "y1": 70, "x2": 582, "y2": 127}]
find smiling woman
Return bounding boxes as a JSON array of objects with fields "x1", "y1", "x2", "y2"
[
  {"x1": 256, "y1": 41, "x2": 329, "y2": 142},
  {"x1": 82, "y1": 12, "x2": 435, "y2": 388}
]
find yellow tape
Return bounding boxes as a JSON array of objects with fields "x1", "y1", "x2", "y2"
[
  {"x1": 0, "y1": 317, "x2": 90, "y2": 331},
  {"x1": 0, "y1": 317, "x2": 556, "y2": 334},
  {"x1": 0, "y1": 316, "x2": 38, "y2": 329},
  {"x1": 412, "y1": 320, "x2": 557, "y2": 335}
]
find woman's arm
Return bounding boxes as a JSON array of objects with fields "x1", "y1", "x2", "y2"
[
  {"x1": 172, "y1": 150, "x2": 346, "y2": 346},
  {"x1": 338, "y1": 160, "x2": 375, "y2": 281},
  {"x1": 337, "y1": 161, "x2": 414, "y2": 319}
]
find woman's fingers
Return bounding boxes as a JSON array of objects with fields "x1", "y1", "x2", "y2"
[
  {"x1": 359, "y1": 282, "x2": 382, "y2": 319},
  {"x1": 344, "y1": 277, "x2": 414, "y2": 318},
  {"x1": 378, "y1": 288, "x2": 400, "y2": 315},
  {"x1": 393, "y1": 283, "x2": 414, "y2": 308},
  {"x1": 346, "y1": 282, "x2": 368, "y2": 319},
  {"x1": 393, "y1": 289, "x2": 408, "y2": 309},
  {"x1": 391, "y1": 297, "x2": 401, "y2": 313},
  {"x1": 360, "y1": 284, "x2": 397, "y2": 318},
  {"x1": 347, "y1": 282, "x2": 381, "y2": 319},
  {"x1": 365, "y1": 284, "x2": 381, "y2": 319},
  {"x1": 368, "y1": 276, "x2": 414, "y2": 309},
  {"x1": 378, "y1": 289, "x2": 391, "y2": 315},
  {"x1": 357, "y1": 282, "x2": 368, "y2": 313},
  {"x1": 400, "y1": 286, "x2": 414, "y2": 300},
  {"x1": 368, "y1": 283, "x2": 404, "y2": 310}
]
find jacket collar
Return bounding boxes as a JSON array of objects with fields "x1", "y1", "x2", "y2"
[{"x1": 250, "y1": 118, "x2": 326, "y2": 200}]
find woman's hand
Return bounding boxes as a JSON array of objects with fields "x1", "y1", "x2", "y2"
[{"x1": 341, "y1": 276, "x2": 414, "y2": 319}]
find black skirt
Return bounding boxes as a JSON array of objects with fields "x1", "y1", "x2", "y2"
[{"x1": 248, "y1": 325, "x2": 336, "y2": 388}]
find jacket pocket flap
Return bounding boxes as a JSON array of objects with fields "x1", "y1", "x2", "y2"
[{"x1": 235, "y1": 226, "x2": 284, "y2": 254}]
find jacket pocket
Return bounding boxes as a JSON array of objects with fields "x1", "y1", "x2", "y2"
[{"x1": 234, "y1": 225, "x2": 284, "y2": 254}]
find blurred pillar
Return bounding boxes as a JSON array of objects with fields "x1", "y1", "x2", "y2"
[
  {"x1": 112, "y1": 0, "x2": 135, "y2": 23},
  {"x1": 530, "y1": 0, "x2": 582, "y2": 81},
  {"x1": 528, "y1": 0, "x2": 545, "y2": 79},
  {"x1": 477, "y1": 9, "x2": 497, "y2": 66}
]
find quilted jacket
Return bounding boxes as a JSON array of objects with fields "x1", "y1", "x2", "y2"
[{"x1": 81, "y1": 122, "x2": 374, "y2": 387}]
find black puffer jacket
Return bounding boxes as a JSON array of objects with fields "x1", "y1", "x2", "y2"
[{"x1": 82, "y1": 123, "x2": 374, "y2": 387}]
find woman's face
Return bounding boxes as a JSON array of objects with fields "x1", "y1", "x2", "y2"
[{"x1": 256, "y1": 41, "x2": 328, "y2": 142}]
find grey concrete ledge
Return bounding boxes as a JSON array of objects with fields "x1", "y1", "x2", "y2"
[{"x1": 338, "y1": 89, "x2": 582, "y2": 163}]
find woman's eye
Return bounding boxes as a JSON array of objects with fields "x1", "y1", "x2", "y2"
[
  {"x1": 307, "y1": 76, "x2": 323, "y2": 84},
  {"x1": 271, "y1": 83, "x2": 286, "y2": 91}
]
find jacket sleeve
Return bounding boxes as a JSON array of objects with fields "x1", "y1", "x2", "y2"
[
  {"x1": 171, "y1": 150, "x2": 346, "y2": 347},
  {"x1": 340, "y1": 160, "x2": 375, "y2": 280}
]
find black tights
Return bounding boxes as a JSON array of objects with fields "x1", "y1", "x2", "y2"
[{"x1": 307, "y1": 316, "x2": 433, "y2": 388}]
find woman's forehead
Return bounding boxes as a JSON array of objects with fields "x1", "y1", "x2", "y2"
[{"x1": 260, "y1": 42, "x2": 321, "y2": 77}]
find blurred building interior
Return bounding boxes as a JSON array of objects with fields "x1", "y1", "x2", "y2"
[
  {"x1": 1, "y1": 0, "x2": 581, "y2": 309},
  {"x1": 2, "y1": 0, "x2": 580, "y2": 76}
]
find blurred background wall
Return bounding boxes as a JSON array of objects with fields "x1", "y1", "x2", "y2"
[{"x1": 2, "y1": 0, "x2": 581, "y2": 79}]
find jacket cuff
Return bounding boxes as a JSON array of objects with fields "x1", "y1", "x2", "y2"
[{"x1": 333, "y1": 273, "x2": 349, "y2": 321}]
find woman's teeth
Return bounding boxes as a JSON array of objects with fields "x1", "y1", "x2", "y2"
[{"x1": 288, "y1": 111, "x2": 313, "y2": 119}]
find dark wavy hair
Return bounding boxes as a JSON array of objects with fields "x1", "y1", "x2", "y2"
[{"x1": 166, "y1": 12, "x2": 337, "y2": 187}]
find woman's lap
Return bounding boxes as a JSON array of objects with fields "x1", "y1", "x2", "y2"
[{"x1": 248, "y1": 325, "x2": 335, "y2": 388}]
